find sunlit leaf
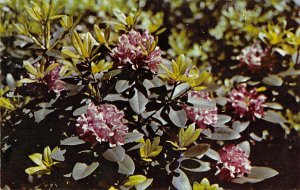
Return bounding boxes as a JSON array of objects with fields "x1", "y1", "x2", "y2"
[
  {"x1": 117, "y1": 154, "x2": 135, "y2": 175},
  {"x1": 129, "y1": 90, "x2": 148, "y2": 114},
  {"x1": 262, "y1": 75, "x2": 283, "y2": 86},
  {"x1": 103, "y1": 146, "x2": 126, "y2": 162},
  {"x1": 172, "y1": 169, "x2": 192, "y2": 190},
  {"x1": 184, "y1": 144, "x2": 210, "y2": 158},
  {"x1": 208, "y1": 127, "x2": 241, "y2": 140},
  {"x1": 60, "y1": 136, "x2": 86, "y2": 145},
  {"x1": 72, "y1": 162, "x2": 99, "y2": 180},
  {"x1": 231, "y1": 167, "x2": 279, "y2": 184},
  {"x1": 169, "y1": 107, "x2": 187, "y2": 128},
  {"x1": 124, "y1": 175, "x2": 147, "y2": 187}
]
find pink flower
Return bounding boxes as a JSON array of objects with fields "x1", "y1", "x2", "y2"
[
  {"x1": 76, "y1": 103, "x2": 128, "y2": 147},
  {"x1": 227, "y1": 84, "x2": 267, "y2": 120},
  {"x1": 45, "y1": 65, "x2": 66, "y2": 94},
  {"x1": 237, "y1": 43, "x2": 270, "y2": 72},
  {"x1": 216, "y1": 144, "x2": 251, "y2": 180},
  {"x1": 111, "y1": 30, "x2": 162, "y2": 73},
  {"x1": 183, "y1": 91, "x2": 218, "y2": 129}
]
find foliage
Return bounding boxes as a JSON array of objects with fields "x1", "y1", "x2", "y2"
[{"x1": 1, "y1": 0, "x2": 299, "y2": 189}]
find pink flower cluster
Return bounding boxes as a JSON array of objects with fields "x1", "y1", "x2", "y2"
[
  {"x1": 227, "y1": 84, "x2": 267, "y2": 120},
  {"x1": 183, "y1": 91, "x2": 218, "y2": 129},
  {"x1": 76, "y1": 102, "x2": 128, "y2": 147},
  {"x1": 45, "y1": 65, "x2": 66, "y2": 94},
  {"x1": 111, "y1": 30, "x2": 162, "y2": 73},
  {"x1": 216, "y1": 144, "x2": 251, "y2": 180},
  {"x1": 237, "y1": 43, "x2": 269, "y2": 72}
]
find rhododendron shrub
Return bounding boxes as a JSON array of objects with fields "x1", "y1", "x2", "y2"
[{"x1": 1, "y1": 0, "x2": 299, "y2": 189}]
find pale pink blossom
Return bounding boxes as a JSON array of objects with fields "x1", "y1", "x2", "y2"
[
  {"x1": 45, "y1": 65, "x2": 66, "y2": 94},
  {"x1": 227, "y1": 84, "x2": 267, "y2": 120},
  {"x1": 111, "y1": 30, "x2": 162, "y2": 73},
  {"x1": 76, "y1": 103, "x2": 128, "y2": 147},
  {"x1": 28, "y1": 63, "x2": 66, "y2": 94},
  {"x1": 237, "y1": 43, "x2": 269, "y2": 72},
  {"x1": 183, "y1": 91, "x2": 218, "y2": 129},
  {"x1": 216, "y1": 144, "x2": 251, "y2": 180}
]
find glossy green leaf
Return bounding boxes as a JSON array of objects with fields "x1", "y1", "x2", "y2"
[
  {"x1": 72, "y1": 162, "x2": 99, "y2": 180},
  {"x1": 184, "y1": 144, "x2": 210, "y2": 158}
]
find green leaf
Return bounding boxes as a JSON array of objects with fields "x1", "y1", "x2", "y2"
[
  {"x1": 61, "y1": 49, "x2": 80, "y2": 59},
  {"x1": 169, "y1": 107, "x2": 187, "y2": 128},
  {"x1": 172, "y1": 169, "x2": 192, "y2": 190},
  {"x1": 262, "y1": 110, "x2": 287, "y2": 124},
  {"x1": 34, "y1": 103, "x2": 54, "y2": 123},
  {"x1": 232, "y1": 121, "x2": 250, "y2": 133},
  {"x1": 19, "y1": 78, "x2": 36, "y2": 83},
  {"x1": 262, "y1": 75, "x2": 283, "y2": 86},
  {"x1": 188, "y1": 93, "x2": 216, "y2": 109},
  {"x1": 72, "y1": 162, "x2": 99, "y2": 180},
  {"x1": 115, "y1": 80, "x2": 129, "y2": 93},
  {"x1": 94, "y1": 25, "x2": 106, "y2": 44},
  {"x1": 184, "y1": 144, "x2": 210, "y2": 158},
  {"x1": 25, "y1": 6, "x2": 41, "y2": 21},
  {"x1": 25, "y1": 166, "x2": 49, "y2": 175},
  {"x1": 231, "y1": 167, "x2": 279, "y2": 184},
  {"x1": 213, "y1": 115, "x2": 231, "y2": 127},
  {"x1": 180, "y1": 159, "x2": 210, "y2": 172},
  {"x1": 50, "y1": 147, "x2": 66, "y2": 161},
  {"x1": 43, "y1": 146, "x2": 53, "y2": 166},
  {"x1": 71, "y1": 31, "x2": 89, "y2": 58},
  {"x1": 60, "y1": 15, "x2": 73, "y2": 30},
  {"x1": 265, "y1": 102, "x2": 283, "y2": 110},
  {"x1": 113, "y1": 9, "x2": 127, "y2": 25},
  {"x1": 172, "y1": 83, "x2": 189, "y2": 99},
  {"x1": 135, "y1": 178, "x2": 153, "y2": 190},
  {"x1": 117, "y1": 154, "x2": 135, "y2": 175},
  {"x1": 73, "y1": 104, "x2": 89, "y2": 116},
  {"x1": 129, "y1": 90, "x2": 148, "y2": 114},
  {"x1": 124, "y1": 175, "x2": 147, "y2": 187},
  {"x1": 208, "y1": 127, "x2": 241, "y2": 140},
  {"x1": 44, "y1": 63, "x2": 59, "y2": 75},
  {"x1": 23, "y1": 61, "x2": 37, "y2": 76},
  {"x1": 237, "y1": 141, "x2": 251, "y2": 156},
  {"x1": 103, "y1": 146, "x2": 126, "y2": 162},
  {"x1": 125, "y1": 132, "x2": 144, "y2": 143},
  {"x1": 29, "y1": 153, "x2": 44, "y2": 166},
  {"x1": 205, "y1": 148, "x2": 220, "y2": 161},
  {"x1": 60, "y1": 136, "x2": 86, "y2": 145}
]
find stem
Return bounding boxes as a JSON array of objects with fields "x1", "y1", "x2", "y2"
[
  {"x1": 295, "y1": 45, "x2": 299, "y2": 65},
  {"x1": 91, "y1": 72, "x2": 101, "y2": 100},
  {"x1": 169, "y1": 82, "x2": 178, "y2": 100},
  {"x1": 28, "y1": 33, "x2": 45, "y2": 49}
]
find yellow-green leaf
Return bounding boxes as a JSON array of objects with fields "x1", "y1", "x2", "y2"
[
  {"x1": 44, "y1": 63, "x2": 59, "y2": 75},
  {"x1": 23, "y1": 61, "x2": 37, "y2": 76},
  {"x1": 25, "y1": 166, "x2": 49, "y2": 175},
  {"x1": 43, "y1": 146, "x2": 53, "y2": 167},
  {"x1": 124, "y1": 175, "x2": 147, "y2": 187},
  {"x1": 29, "y1": 153, "x2": 44, "y2": 166}
]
